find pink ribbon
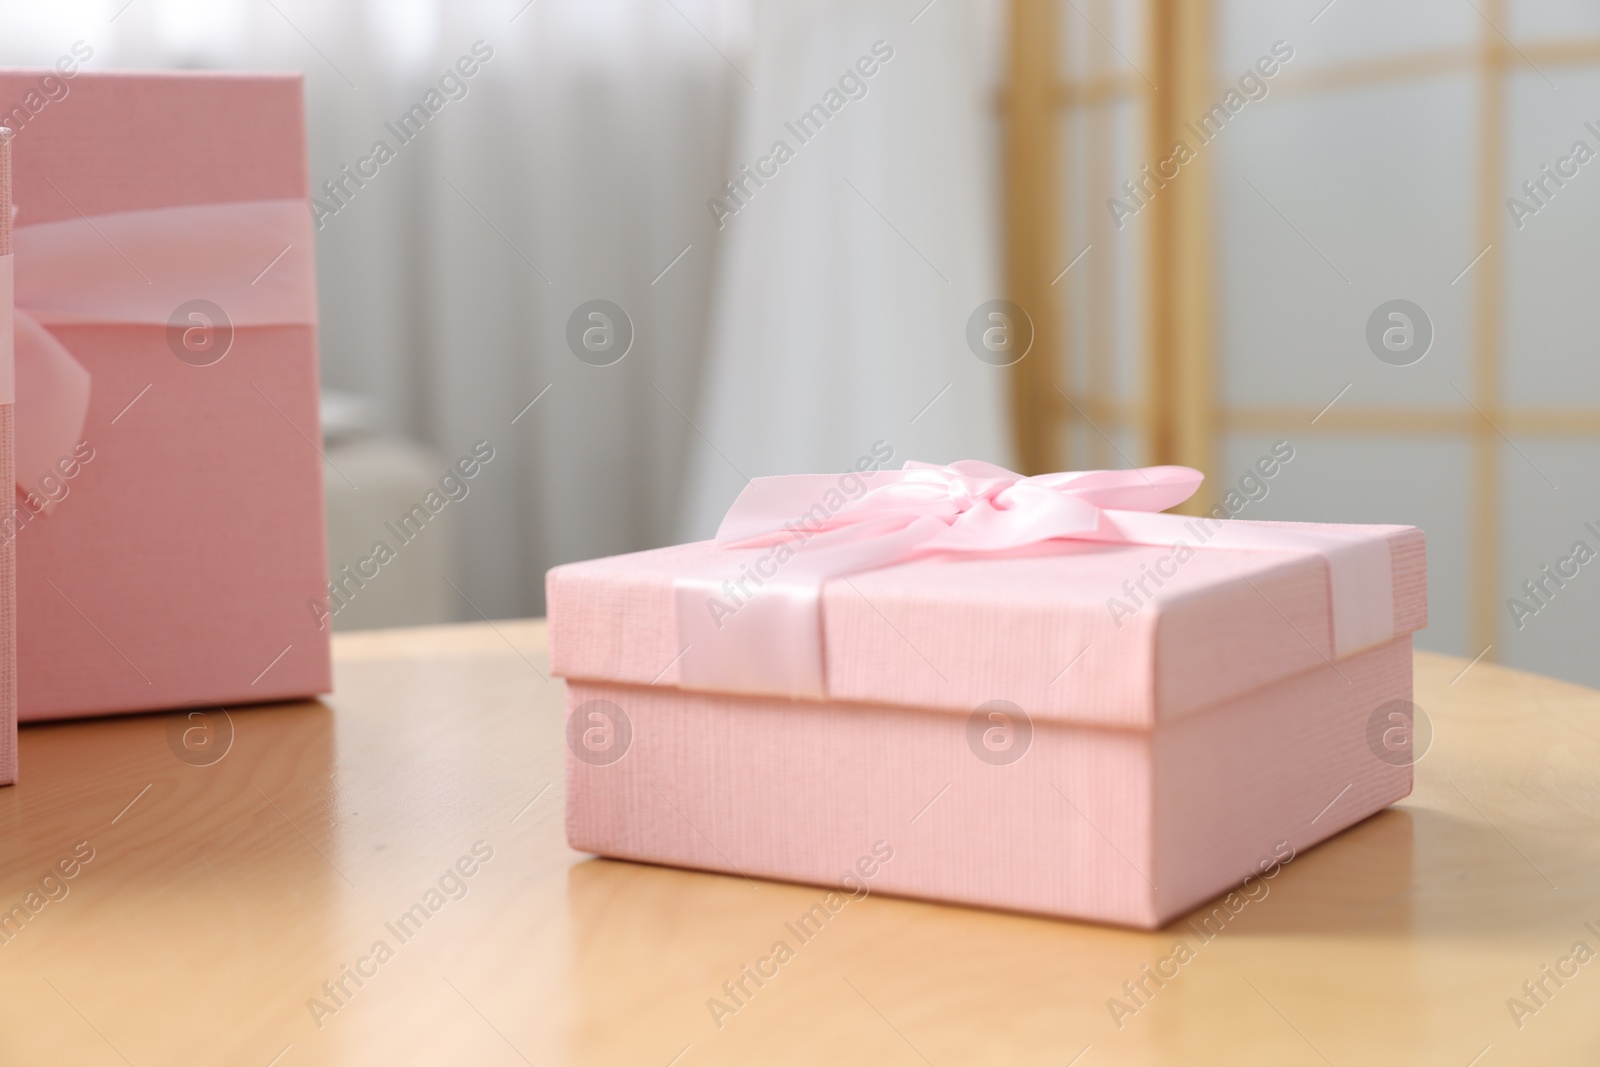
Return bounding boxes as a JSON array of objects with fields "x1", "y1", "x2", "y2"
[
  {"x1": 673, "y1": 460, "x2": 1396, "y2": 699},
  {"x1": 11, "y1": 198, "x2": 317, "y2": 496}
]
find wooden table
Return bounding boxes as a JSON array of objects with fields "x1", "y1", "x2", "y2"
[{"x1": 2, "y1": 622, "x2": 1596, "y2": 1065}]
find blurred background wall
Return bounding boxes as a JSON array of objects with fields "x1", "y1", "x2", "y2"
[
  {"x1": 4, "y1": 0, "x2": 1599, "y2": 690},
  {"x1": 0, "y1": 0, "x2": 1010, "y2": 626}
]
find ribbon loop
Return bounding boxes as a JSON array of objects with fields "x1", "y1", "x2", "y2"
[{"x1": 13, "y1": 308, "x2": 90, "y2": 505}]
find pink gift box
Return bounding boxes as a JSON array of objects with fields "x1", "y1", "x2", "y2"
[
  {"x1": 0, "y1": 125, "x2": 15, "y2": 781},
  {"x1": 549, "y1": 497, "x2": 1427, "y2": 928},
  {"x1": 1, "y1": 70, "x2": 330, "y2": 724}
]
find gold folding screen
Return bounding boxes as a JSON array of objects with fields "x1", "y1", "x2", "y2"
[{"x1": 1002, "y1": 0, "x2": 1600, "y2": 662}]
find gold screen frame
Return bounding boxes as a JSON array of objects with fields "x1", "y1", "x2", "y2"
[{"x1": 1001, "y1": 0, "x2": 1600, "y2": 660}]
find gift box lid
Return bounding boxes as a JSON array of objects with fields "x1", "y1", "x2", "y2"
[{"x1": 547, "y1": 518, "x2": 1426, "y2": 729}]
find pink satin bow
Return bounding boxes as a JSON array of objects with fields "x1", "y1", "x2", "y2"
[
  {"x1": 672, "y1": 460, "x2": 1396, "y2": 700},
  {"x1": 11, "y1": 198, "x2": 316, "y2": 498},
  {"x1": 714, "y1": 459, "x2": 1204, "y2": 554}
]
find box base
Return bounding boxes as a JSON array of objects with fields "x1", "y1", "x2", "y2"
[{"x1": 565, "y1": 638, "x2": 1413, "y2": 928}]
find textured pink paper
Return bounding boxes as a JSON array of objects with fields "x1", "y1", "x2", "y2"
[
  {"x1": 1, "y1": 71, "x2": 330, "y2": 720},
  {"x1": 566, "y1": 637, "x2": 1414, "y2": 928},
  {"x1": 0, "y1": 127, "x2": 15, "y2": 781},
  {"x1": 549, "y1": 522, "x2": 1426, "y2": 727}
]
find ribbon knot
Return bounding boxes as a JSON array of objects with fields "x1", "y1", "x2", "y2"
[
  {"x1": 718, "y1": 459, "x2": 1206, "y2": 556},
  {"x1": 943, "y1": 475, "x2": 983, "y2": 513},
  {"x1": 904, "y1": 462, "x2": 1016, "y2": 516}
]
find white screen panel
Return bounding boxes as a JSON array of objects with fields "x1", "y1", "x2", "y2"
[
  {"x1": 1062, "y1": 0, "x2": 1148, "y2": 81},
  {"x1": 1500, "y1": 440, "x2": 1600, "y2": 686},
  {"x1": 1060, "y1": 95, "x2": 1145, "y2": 415},
  {"x1": 1509, "y1": 0, "x2": 1600, "y2": 40},
  {"x1": 1214, "y1": 76, "x2": 1477, "y2": 409},
  {"x1": 1502, "y1": 67, "x2": 1600, "y2": 408},
  {"x1": 1217, "y1": 0, "x2": 1476, "y2": 80}
]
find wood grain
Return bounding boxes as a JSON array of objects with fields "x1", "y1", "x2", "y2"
[
  {"x1": 0, "y1": 621, "x2": 1596, "y2": 1065},
  {"x1": 1144, "y1": 0, "x2": 1217, "y2": 510},
  {"x1": 1001, "y1": 0, "x2": 1063, "y2": 475}
]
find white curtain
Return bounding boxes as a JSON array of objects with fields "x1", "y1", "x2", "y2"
[
  {"x1": 680, "y1": 0, "x2": 1011, "y2": 540},
  {"x1": 0, "y1": 0, "x2": 1006, "y2": 620}
]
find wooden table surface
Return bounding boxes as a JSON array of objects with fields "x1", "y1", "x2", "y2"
[{"x1": 2, "y1": 621, "x2": 1597, "y2": 1066}]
